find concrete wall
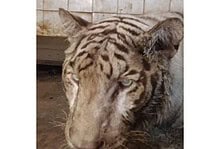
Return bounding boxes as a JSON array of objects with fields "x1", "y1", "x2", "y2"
[{"x1": 37, "y1": 0, "x2": 183, "y2": 36}]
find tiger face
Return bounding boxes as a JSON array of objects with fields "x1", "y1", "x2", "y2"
[{"x1": 59, "y1": 9, "x2": 183, "y2": 149}]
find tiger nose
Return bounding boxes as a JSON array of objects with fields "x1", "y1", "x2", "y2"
[
  {"x1": 72, "y1": 142, "x2": 97, "y2": 149},
  {"x1": 69, "y1": 127, "x2": 101, "y2": 149}
]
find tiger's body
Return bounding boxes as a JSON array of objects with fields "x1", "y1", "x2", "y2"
[{"x1": 59, "y1": 8, "x2": 183, "y2": 149}]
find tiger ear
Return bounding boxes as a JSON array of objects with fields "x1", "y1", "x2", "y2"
[
  {"x1": 59, "y1": 8, "x2": 91, "y2": 37},
  {"x1": 141, "y1": 18, "x2": 183, "y2": 59}
]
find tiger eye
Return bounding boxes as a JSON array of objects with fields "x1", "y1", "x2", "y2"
[{"x1": 120, "y1": 79, "x2": 133, "y2": 87}]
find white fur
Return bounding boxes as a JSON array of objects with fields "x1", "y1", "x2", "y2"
[
  {"x1": 116, "y1": 91, "x2": 135, "y2": 119},
  {"x1": 169, "y1": 41, "x2": 183, "y2": 127},
  {"x1": 117, "y1": 92, "x2": 128, "y2": 118}
]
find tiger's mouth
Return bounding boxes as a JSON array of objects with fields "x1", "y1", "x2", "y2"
[{"x1": 69, "y1": 142, "x2": 102, "y2": 149}]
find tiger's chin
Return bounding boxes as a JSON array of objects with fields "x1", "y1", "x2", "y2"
[
  {"x1": 67, "y1": 141, "x2": 100, "y2": 149},
  {"x1": 65, "y1": 130, "x2": 124, "y2": 149},
  {"x1": 65, "y1": 129, "x2": 151, "y2": 149},
  {"x1": 66, "y1": 137, "x2": 115, "y2": 149}
]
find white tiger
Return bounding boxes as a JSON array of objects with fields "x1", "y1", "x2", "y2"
[{"x1": 59, "y1": 8, "x2": 183, "y2": 149}]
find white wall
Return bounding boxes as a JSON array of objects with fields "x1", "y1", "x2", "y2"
[{"x1": 37, "y1": 0, "x2": 183, "y2": 36}]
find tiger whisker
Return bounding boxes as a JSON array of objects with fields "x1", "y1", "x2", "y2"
[{"x1": 49, "y1": 120, "x2": 66, "y2": 129}]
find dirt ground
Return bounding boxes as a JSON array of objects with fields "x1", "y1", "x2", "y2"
[{"x1": 37, "y1": 65, "x2": 69, "y2": 149}]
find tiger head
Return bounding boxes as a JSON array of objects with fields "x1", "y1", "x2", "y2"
[{"x1": 59, "y1": 8, "x2": 183, "y2": 149}]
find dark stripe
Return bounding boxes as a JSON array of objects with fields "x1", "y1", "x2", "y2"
[
  {"x1": 121, "y1": 17, "x2": 150, "y2": 27},
  {"x1": 133, "y1": 72, "x2": 147, "y2": 107},
  {"x1": 111, "y1": 42, "x2": 129, "y2": 54},
  {"x1": 85, "y1": 53, "x2": 93, "y2": 60},
  {"x1": 94, "y1": 46, "x2": 101, "y2": 51},
  {"x1": 77, "y1": 51, "x2": 87, "y2": 57},
  {"x1": 81, "y1": 40, "x2": 97, "y2": 49},
  {"x1": 99, "y1": 20, "x2": 120, "y2": 24},
  {"x1": 122, "y1": 115, "x2": 133, "y2": 125},
  {"x1": 114, "y1": 53, "x2": 126, "y2": 61},
  {"x1": 106, "y1": 74, "x2": 111, "y2": 79},
  {"x1": 92, "y1": 45, "x2": 100, "y2": 54},
  {"x1": 134, "y1": 91, "x2": 145, "y2": 105},
  {"x1": 127, "y1": 35, "x2": 137, "y2": 48},
  {"x1": 99, "y1": 63, "x2": 103, "y2": 71},
  {"x1": 76, "y1": 53, "x2": 92, "y2": 65},
  {"x1": 174, "y1": 44, "x2": 179, "y2": 50},
  {"x1": 139, "y1": 71, "x2": 147, "y2": 85},
  {"x1": 87, "y1": 34, "x2": 98, "y2": 40},
  {"x1": 75, "y1": 35, "x2": 87, "y2": 50},
  {"x1": 128, "y1": 86, "x2": 138, "y2": 94},
  {"x1": 88, "y1": 33, "x2": 106, "y2": 41},
  {"x1": 115, "y1": 16, "x2": 148, "y2": 29},
  {"x1": 101, "y1": 54, "x2": 109, "y2": 61},
  {"x1": 102, "y1": 28, "x2": 117, "y2": 35},
  {"x1": 125, "y1": 69, "x2": 139, "y2": 76},
  {"x1": 79, "y1": 62, "x2": 93, "y2": 72},
  {"x1": 72, "y1": 52, "x2": 89, "y2": 67},
  {"x1": 134, "y1": 82, "x2": 146, "y2": 106},
  {"x1": 111, "y1": 87, "x2": 119, "y2": 102},
  {"x1": 89, "y1": 24, "x2": 110, "y2": 30},
  {"x1": 124, "y1": 65, "x2": 129, "y2": 74},
  {"x1": 108, "y1": 37, "x2": 117, "y2": 43},
  {"x1": 119, "y1": 26, "x2": 140, "y2": 36},
  {"x1": 63, "y1": 67, "x2": 67, "y2": 75},
  {"x1": 117, "y1": 33, "x2": 132, "y2": 47},
  {"x1": 150, "y1": 73, "x2": 158, "y2": 95},
  {"x1": 88, "y1": 30, "x2": 116, "y2": 38},
  {"x1": 109, "y1": 63, "x2": 113, "y2": 77},
  {"x1": 104, "y1": 63, "x2": 113, "y2": 79},
  {"x1": 142, "y1": 59, "x2": 151, "y2": 71},
  {"x1": 133, "y1": 98, "x2": 143, "y2": 106},
  {"x1": 121, "y1": 21, "x2": 145, "y2": 32},
  {"x1": 69, "y1": 61, "x2": 74, "y2": 67},
  {"x1": 160, "y1": 73, "x2": 166, "y2": 93},
  {"x1": 99, "y1": 37, "x2": 111, "y2": 43}
]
